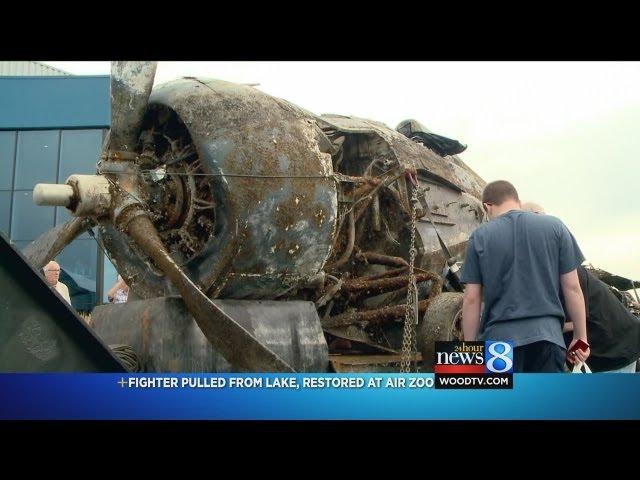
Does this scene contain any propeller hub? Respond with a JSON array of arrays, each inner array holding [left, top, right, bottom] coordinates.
[[33, 175, 111, 219]]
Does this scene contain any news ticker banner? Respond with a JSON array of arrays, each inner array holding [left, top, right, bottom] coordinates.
[[1, 373, 640, 420]]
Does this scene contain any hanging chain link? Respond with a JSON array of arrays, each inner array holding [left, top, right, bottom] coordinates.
[[400, 176, 420, 373]]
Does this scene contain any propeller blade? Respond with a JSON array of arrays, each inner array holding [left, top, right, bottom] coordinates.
[[23, 217, 94, 270], [59, 61, 293, 372], [109, 61, 157, 152], [124, 214, 295, 373]]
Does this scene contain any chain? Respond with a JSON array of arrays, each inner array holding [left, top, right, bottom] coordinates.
[[400, 177, 420, 373]]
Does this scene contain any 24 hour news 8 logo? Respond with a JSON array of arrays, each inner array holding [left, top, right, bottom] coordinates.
[[434, 341, 513, 389]]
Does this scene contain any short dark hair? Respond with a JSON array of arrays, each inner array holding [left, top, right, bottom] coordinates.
[[482, 180, 519, 205]]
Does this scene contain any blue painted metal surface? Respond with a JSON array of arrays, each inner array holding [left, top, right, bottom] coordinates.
[[0, 76, 110, 130]]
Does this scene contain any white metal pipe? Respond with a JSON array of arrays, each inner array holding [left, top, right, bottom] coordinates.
[[33, 184, 74, 207]]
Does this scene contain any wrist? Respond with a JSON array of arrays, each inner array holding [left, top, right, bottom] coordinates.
[[572, 335, 588, 344]]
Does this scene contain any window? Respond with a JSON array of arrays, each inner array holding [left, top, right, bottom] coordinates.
[[58, 129, 103, 182], [0, 131, 16, 190], [11, 190, 54, 241], [14, 131, 59, 190], [0, 191, 10, 235]]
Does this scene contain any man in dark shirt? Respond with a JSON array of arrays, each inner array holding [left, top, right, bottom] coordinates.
[[460, 180, 590, 372], [561, 266, 640, 372], [522, 202, 639, 372]]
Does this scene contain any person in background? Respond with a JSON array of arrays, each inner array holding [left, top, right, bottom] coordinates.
[[460, 180, 589, 372], [107, 275, 129, 303], [43, 260, 71, 304], [523, 201, 640, 372], [521, 201, 545, 214]]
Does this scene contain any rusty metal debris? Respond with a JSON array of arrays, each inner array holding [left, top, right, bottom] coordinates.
[[355, 251, 409, 268], [323, 299, 434, 329], [342, 273, 438, 295]]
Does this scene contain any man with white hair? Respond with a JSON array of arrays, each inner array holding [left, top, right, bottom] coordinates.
[[43, 260, 71, 304], [521, 202, 545, 214]]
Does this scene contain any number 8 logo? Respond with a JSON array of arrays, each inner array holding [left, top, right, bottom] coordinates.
[[486, 341, 513, 373]]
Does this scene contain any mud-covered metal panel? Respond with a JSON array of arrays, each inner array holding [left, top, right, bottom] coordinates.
[[0, 233, 125, 372], [92, 297, 329, 372], [318, 114, 485, 199], [102, 78, 338, 300], [416, 178, 484, 272]]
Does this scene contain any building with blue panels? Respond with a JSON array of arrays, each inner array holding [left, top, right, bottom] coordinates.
[[0, 68, 118, 311]]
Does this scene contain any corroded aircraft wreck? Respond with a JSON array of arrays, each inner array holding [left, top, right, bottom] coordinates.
[[22, 61, 488, 373]]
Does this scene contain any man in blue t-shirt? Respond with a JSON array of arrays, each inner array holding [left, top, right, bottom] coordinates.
[[460, 180, 590, 372]]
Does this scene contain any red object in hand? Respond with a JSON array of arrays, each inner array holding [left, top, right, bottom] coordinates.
[[567, 339, 589, 361]]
